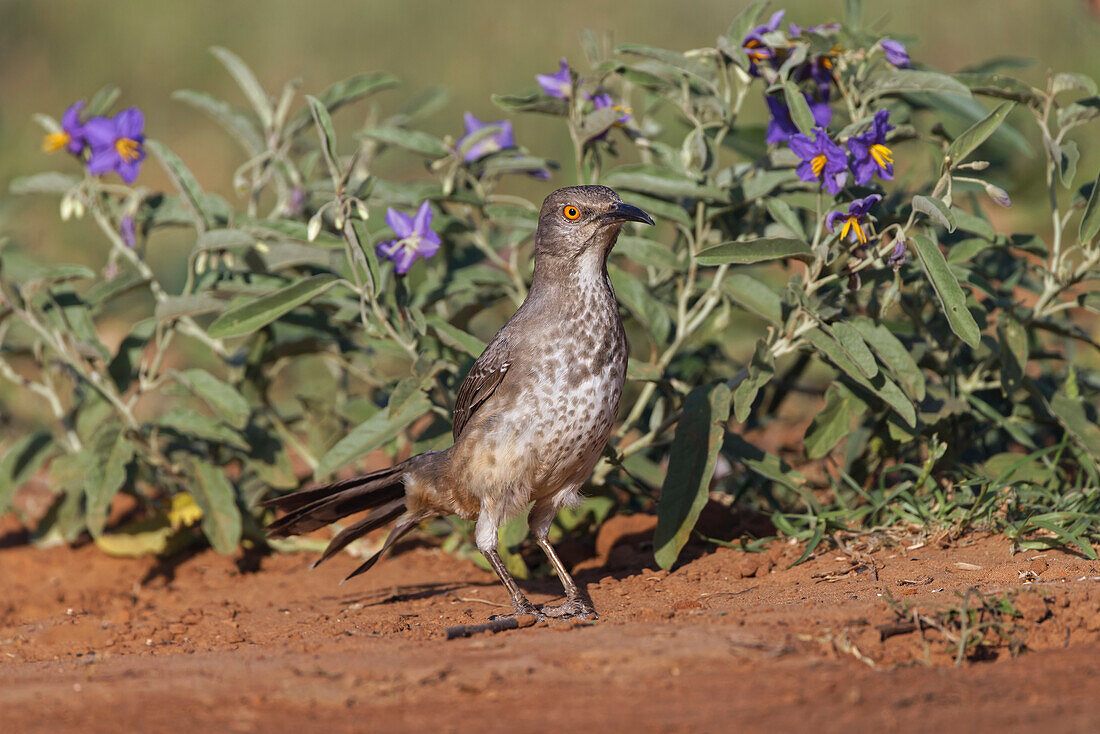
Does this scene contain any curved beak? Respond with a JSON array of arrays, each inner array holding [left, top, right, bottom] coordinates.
[[602, 201, 655, 227]]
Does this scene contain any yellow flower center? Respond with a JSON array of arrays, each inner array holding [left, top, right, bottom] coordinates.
[[43, 132, 71, 153], [745, 39, 769, 62], [810, 154, 828, 178], [870, 143, 893, 168], [840, 216, 868, 244], [114, 137, 141, 162]]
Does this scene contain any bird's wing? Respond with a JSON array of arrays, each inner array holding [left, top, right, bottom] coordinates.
[[452, 338, 512, 440]]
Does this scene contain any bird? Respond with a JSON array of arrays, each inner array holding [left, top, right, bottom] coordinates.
[[264, 185, 654, 620]]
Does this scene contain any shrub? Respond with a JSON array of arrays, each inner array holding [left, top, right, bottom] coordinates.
[[2, 1, 1098, 568]]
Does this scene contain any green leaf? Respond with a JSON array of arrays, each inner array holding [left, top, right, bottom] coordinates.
[[733, 339, 774, 423], [0, 431, 54, 514], [315, 393, 432, 478], [358, 125, 448, 158], [615, 236, 679, 269], [602, 164, 727, 201], [175, 369, 250, 429], [289, 72, 398, 137], [210, 47, 272, 129], [946, 101, 1014, 167], [866, 70, 972, 99], [189, 461, 242, 554], [306, 94, 340, 178], [782, 82, 816, 135], [850, 318, 926, 401], [172, 89, 264, 154], [619, 192, 692, 228], [155, 293, 226, 321], [828, 322, 878, 379], [722, 273, 783, 325], [804, 385, 866, 459], [912, 195, 957, 232], [146, 139, 210, 228], [654, 382, 731, 569], [697, 237, 812, 265], [86, 84, 121, 116], [997, 314, 1028, 394], [152, 408, 248, 449], [1053, 72, 1098, 97], [0, 249, 94, 283], [427, 316, 486, 357], [616, 43, 716, 90], [910, 234, 981, 347], [207, 273, 339, 338], [1050, 391, 1100, 465], [951, 208, 996, 240], [85, 425, 135, 537], [626, 359, 663, 382], [1081, 168, 1100, 244], [954, 73, 1040, 106], [192, 228, 256, 255], [1057, 140, 1079, 188], [490, 93, 569, 116], [764, 198, 806, 240], [107, 318, 156, 392], [609, 264, 671, 344], [722, 433, 806, 490], [9, 172, 82, 195], [806, 329, 916, 427]]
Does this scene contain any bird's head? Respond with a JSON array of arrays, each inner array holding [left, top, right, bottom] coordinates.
[[533, 185, 654, 262]]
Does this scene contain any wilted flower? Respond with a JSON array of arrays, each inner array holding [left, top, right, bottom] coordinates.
[[85, 108, 146, 184], [120, 215, 136, 249], [881, 39, 910, 68], [458, 112, 515, 162], [848, 109, 895, 185], [826, 195, 882, 245], [42, 102, 87, 155], [789, 128, 848, 194], [376, 201, 441, 275], [887, 236, 908, 267], [536, 59, 573, 99], [742, 9, 785, 75], [765, 94, 831, 144]]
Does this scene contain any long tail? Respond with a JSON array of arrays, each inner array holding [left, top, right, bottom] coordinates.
[[263, 457, 424, 583]]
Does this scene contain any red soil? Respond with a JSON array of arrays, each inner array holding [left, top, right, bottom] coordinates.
[[1, 513, 1098, 733]]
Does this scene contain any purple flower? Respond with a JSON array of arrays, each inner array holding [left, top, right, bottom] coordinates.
[[881, 39, 910, 68], [589, 92, 631, 125], [84, 108, 146, 184], [742, 9, 785, 75], [848, 109, 895, 185], [825, 195, 882, 245], [42, 102, 87, 155], [765, 94, 832, 145], [536, 58, 573, 99], [458, 112, 514, 162], [376, 201, 441, 275], [120, 215, 136, 249], [789, 128, 848, 194], [887, 236, 907, 267]]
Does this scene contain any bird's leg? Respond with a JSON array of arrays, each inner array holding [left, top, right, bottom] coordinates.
[[528, 500, 597, 620], [480, 548, 542, 618], [475, 511, 540, 618], [535, 537, 597, 620]]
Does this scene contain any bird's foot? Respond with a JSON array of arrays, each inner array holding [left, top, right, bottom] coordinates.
[[541, 596, 598, 621], [489, 598, 545, 621]]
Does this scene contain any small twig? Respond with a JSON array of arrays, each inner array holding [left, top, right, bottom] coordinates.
[[455, 596, 510, 608], [445, 614, 538, 640]]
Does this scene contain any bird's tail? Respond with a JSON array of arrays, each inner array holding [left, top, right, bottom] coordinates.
[[263, 454, 431, 583]]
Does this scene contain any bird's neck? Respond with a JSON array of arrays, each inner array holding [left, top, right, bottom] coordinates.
[[528, 248, 615, 306]]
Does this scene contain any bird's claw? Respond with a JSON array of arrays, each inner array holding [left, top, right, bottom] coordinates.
[[540, 597, 598, 621], [489, 599, 546, 622]]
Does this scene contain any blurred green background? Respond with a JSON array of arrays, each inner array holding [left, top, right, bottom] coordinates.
[[2, 0, 1099, 267]]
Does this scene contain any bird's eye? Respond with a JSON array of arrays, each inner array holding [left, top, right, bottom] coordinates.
[[562, 205, 581, 221]]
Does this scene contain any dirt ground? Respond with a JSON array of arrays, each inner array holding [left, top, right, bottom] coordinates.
[[2, 510, 1099, 734]]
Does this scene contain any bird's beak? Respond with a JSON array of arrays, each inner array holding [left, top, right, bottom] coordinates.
[[601, 202, 655, 227]]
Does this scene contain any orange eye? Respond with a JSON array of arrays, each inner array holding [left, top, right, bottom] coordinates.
[[562, 205, 581, 220]]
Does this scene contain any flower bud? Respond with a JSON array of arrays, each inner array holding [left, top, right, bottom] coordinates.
[[355, 200, 369, 221], [60, 194, 74, 221], [254, 241, 270, 254], [307, 213, 323, 242], [195, 251, 208, 274], [985, 184, 1011, 208]]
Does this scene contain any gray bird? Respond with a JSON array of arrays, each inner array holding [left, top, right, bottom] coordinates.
[[265, 185, 653, 619]]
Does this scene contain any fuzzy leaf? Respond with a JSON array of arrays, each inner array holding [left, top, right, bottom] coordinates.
[[911, 234, 981, 347]]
